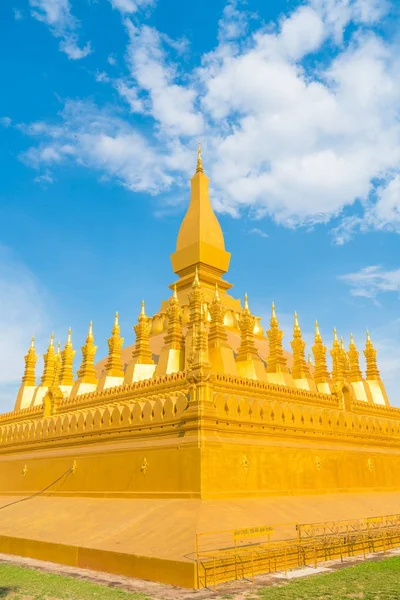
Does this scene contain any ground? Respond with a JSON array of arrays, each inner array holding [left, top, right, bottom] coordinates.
[[0, 551, 400, 600]]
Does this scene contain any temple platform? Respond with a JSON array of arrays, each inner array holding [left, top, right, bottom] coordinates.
[[1, 491, 400, 588]]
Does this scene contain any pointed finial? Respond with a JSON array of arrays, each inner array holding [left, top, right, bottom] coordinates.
[[214, 282, 220, 301], [340, 337, 345, 349], [244, 292, 249, 311], [350, 333, 355, 345], [50, 332, 54, 346], [89, 321, 93, 335], [315, 320, 320, 336], [57, 341, 61, 353], [141, 300, 146, 316], [111, 311, 120, 336], [294, 311, 299, 327], [196, 141, 203, 173], [67, 327, 72, 343], [271, 302, 276, 319], [173, 284, 178, 299], [22, 333, 38, 386], [366, 329, 371, 342], [333, 327, 338, 342]]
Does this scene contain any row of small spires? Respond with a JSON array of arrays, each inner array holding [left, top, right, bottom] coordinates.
[[20, 275, 381, 389]]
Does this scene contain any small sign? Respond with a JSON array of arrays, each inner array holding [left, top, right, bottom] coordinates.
[[233, 526, 274, 539]]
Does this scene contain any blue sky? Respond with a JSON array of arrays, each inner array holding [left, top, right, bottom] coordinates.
[[1, 0, 400, 410]]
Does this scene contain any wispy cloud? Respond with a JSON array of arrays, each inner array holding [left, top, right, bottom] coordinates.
[[20, 100, 194, 193], [34, 171, 54, 185], [123, 22, 204, 136], [13, 8, 23, 20], [108, 0, 155, 14], [0, 117, 12, 128], [29, 0, 92, 60], [339, 265, 400, 298], [248, 227, 269, 238]]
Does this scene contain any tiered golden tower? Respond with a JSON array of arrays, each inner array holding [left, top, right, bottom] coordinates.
[[0, 149, 396, 589]]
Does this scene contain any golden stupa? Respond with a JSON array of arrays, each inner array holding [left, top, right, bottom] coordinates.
[[0, 145, 399, 588]]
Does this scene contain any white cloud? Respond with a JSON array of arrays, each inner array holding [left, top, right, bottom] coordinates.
[[115, 80, 145, 113], [199, 21, 400, 225], [95, 70, 110, 83], [279, 6, 325, 60], [13, 8, 23, 20], [339, 265, 400, 298], [248, 227, 269, 238], [124, 22, 204, 136], [0, 245, 50, 412], [34, 171, 54, 185], [0, 117, 12, 128], [29, 0, 92, 60], [218, 0, 251, 42], [311, 0, 389, 42], [108, 53, 117, 66], [20, 0, 400, 238], [366, 175, 400, 231], [20, 100, 194, 193], [108, 0, 154, 14]]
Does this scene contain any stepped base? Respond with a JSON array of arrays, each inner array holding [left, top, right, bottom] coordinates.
[[1, 492, 400, 587]]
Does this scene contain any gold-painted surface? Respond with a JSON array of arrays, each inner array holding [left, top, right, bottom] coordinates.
[[41, 334, 56, 387], [312, 321, 331, 385], [77, 322, 98, 384], [208, 284, 237, 376], [132, 302, 153, 365], [348, 334, 362, 382], [1, 151, 398, 589], [124, 302, 155, 384], [196, 513, 400, 589], [60, 329, 76, 386], [105, 313, 124, 377], [22, 336, 38, 386], [331, 328, 345, 383], [365, 331, 380, 380], [170, 153, 231, 292], [236, 294, 266, 381], [14, 337, 38, 411], [266, 303, 289, 376], [155, 286, 185, 376], [232, 526, 274, 539]]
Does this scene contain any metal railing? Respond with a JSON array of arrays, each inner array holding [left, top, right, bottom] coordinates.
[[196, 514, 400, 589]]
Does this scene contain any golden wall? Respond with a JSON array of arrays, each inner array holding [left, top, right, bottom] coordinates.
[[1, 373, 400, 499]]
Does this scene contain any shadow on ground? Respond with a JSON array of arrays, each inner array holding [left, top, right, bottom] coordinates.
[[0, 588, 16, 598]]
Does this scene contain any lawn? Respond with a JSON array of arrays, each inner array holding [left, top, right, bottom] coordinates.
[[1, 556, 400, 600], [256, 556, 400, 600], [0, 563, 149, 600]]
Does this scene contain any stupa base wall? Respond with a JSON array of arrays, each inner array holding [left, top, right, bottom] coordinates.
[[1, 433, 400, 498], [1, 493, 400, 588], [0, 535, 196, 588]]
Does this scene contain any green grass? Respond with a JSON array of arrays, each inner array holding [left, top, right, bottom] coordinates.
[[1, 557, 400, 600], [256, 556, 400, 600], [0, 563, 150, 600]]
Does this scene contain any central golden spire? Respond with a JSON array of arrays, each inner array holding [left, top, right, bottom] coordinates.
[[170, 145, 231, 293]]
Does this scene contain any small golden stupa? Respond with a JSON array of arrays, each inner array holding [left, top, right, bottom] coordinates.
[[0, 146, 398, 588]]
